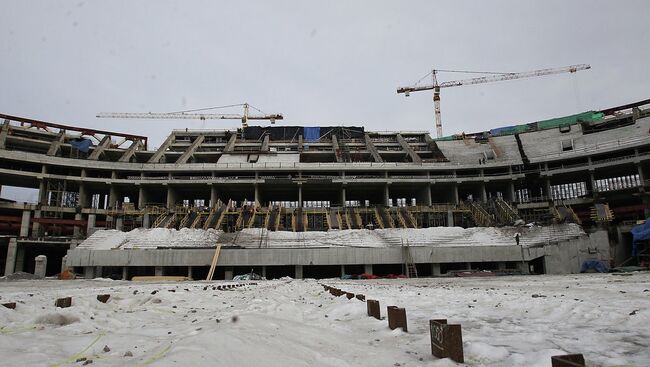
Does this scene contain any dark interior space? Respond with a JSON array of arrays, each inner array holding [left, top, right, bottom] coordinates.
[[303, 265, 341, 279], [265, 265, 295, 279]]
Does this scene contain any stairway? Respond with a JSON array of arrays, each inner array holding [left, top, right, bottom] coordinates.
[[495, 198, 519, 225], [466, 201, 495, 227]]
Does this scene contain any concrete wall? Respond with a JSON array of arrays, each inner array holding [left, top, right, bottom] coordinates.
[[543, 230, 609, 274]]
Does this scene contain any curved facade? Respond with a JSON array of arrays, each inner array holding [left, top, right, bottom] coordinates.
[[1, 100, 649, 278]]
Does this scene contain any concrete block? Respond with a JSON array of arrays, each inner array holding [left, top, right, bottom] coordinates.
[[34, 255, 47, 279]]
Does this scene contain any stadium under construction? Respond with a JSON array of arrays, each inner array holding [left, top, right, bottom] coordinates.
[[1, 99, 650, 280]]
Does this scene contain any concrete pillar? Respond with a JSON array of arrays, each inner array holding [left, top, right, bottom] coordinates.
[[452, 185, 459, 204], [34, 255, 47, 279], [210, 185, 219, 207], [60, 255, 68, 273], [508, 181, 516, 202], [298, 184, 303, 207], [155, 266, 164, 276], [15, 245, 25, 272], [384, 184, 390, 207], [294, 265, 303, 279], [84, 266, 95, 279], [447, 209, 454, 227], [480, 183, 487, 203], [588, 171, 596, 195], [166, 186, 177, 210], [87, 214, 96, 235], [4, 238, 17, 276], [109, 184, 120, 209], [32, 210, 41, 236], [95, 266, 103, 277], [73, 213, 83, 238], [254, 184, 260, 204], [19, 210, 31, 238], [340, 186, 346, 207], [115, 217, 124, 231], [224, 267, 234, 280], [425, 184, 433, 206], [364, 264, 373, 275], [466, 262, 472, 270], [432, 263, 441, 276], [261, 266, 267, 279], [79, 183, 90, 208], [187, 266, 193, 279], [143, 213, 151, 229], [545, 178, 552, 200], [122, 267, 128, 280], [38, 180, 48, 205], [138, 186, 147, 210], [340, 264, 346, 277], [638, 164, 645, 182]]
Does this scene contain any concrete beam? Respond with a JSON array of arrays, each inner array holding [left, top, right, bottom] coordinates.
[[176, 135, 204, 164], [46, 131, 65, 156], [396, 134, 422, 164], [88, 135, 112, 160], [223, 133, 237, 153], [118, 140, 143, 163], [0, 120, 10, 149], [260, 135, 270, 152], [363, 133, 383, 163], [148, 134, 175, 163], [331, 135, 343, 163]]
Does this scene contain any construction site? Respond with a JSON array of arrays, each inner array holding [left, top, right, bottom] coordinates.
[[1, 90, 649, 280]]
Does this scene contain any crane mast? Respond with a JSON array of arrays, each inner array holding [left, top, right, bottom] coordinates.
[[397, 64, 591, 138]]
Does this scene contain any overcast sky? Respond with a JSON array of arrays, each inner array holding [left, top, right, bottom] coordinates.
[[2, 1, 650, 149]]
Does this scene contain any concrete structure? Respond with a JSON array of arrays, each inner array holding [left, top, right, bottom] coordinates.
[[1, 99, 649, 278]]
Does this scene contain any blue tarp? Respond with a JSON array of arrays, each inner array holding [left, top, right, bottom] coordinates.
[[303, 127, 321, 142], [630, 219, 650, 256], [580, 260, 608, 273], [70, 138, 92, 153]]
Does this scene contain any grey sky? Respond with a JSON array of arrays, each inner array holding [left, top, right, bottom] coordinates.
[[2, 0, 649, 149]]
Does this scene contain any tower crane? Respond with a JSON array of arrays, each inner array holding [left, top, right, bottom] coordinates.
[[96, 103, 283, 127], [397, 64, 591, 138]]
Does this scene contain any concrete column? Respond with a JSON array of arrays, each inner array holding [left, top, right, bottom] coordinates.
[[122, 266, 128, 280], [224, 267, 234, 280], [4, 238, 17, 276], [638, 164, 645, 182], [294, 265, 303, 279], [15, 245, 25, 272], [432, 263, 441, 276], [109, 184, 120, 209], [138, 186, 147, 210], [364, 264, 373, 275], [187, 266, 193, 279], [452, 185, 459, 204], [166, 186, 176, 210], [588, 172, 596, 195], [19, 210, 31, 238], [73, 213, 83, 238], [254, 184, 260, 204], [32, 210, 41, 236], [155, 266, 164, 276], [210, 185, 219, 207], [447, 209, 454, 227], [384, 184, 390, 207], [38, 180, 48, 205], [143, 214, 151, 229], [508, 181, 516, 202], [425, 184, 433, 206], [87, 214, 96, 235], [340, 264, 346, 276], [95, 266, 103, 277], [545, 178, 552, 199], [34, 255, 47, 279], [115, 217, 124, 231], [340, 187, 346, 207], [60, 255, 68, 273], [84, 266, 95, 279], [261, 266, 267, 279], [466, 262, 472, 270], [480, 183, 487, 203], [79, 183, 90, 208], [298, 184, 303, 207]]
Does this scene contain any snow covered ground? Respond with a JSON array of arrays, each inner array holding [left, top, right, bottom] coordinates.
[[1, 273, 647, 366]]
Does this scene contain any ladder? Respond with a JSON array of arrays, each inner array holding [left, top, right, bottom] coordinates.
[[206, 244, 222, 281], [402, 240, 418, 278]]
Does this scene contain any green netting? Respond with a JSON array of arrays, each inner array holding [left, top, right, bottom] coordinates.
[[535, 111, 604, 130]]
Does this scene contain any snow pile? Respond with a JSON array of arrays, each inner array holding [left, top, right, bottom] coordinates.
[[77, 228, 222, 250], [78, 224, 585, 250], [0, 274, 648, 366]]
